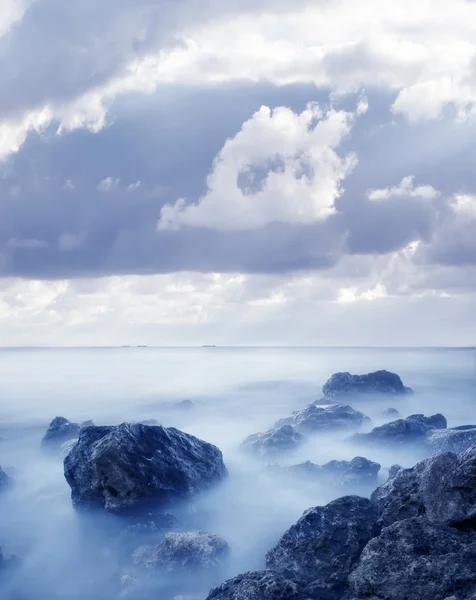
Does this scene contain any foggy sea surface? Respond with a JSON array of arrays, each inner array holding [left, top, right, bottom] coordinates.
[[0, 346, 474, 599]]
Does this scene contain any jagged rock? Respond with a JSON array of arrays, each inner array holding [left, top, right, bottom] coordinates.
[[275, 403, 370, 435], [383, 408, 400, 419], [277, 457, 381, 490], [348, 517, 476, 600], [133, 531, 229, 576], [371, 445, 476, 529], [206, 571, 308, 600], [426, 426, 476, 455], [266, 496, 379, 594], [322, 370, 412, 399], [386, 464, 402, 482], [241, 425, 303, 457], [349, 413, 447, 447], [41, 416, 81, 449], [63, 423, 227, 513], [0, 466, 10, 493]]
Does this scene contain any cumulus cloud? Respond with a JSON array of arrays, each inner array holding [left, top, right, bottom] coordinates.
[[367, 176, 440, 202], [158, 102, 360, 230]]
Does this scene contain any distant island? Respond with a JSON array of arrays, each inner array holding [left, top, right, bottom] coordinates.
[[202, 345, 217, 348]]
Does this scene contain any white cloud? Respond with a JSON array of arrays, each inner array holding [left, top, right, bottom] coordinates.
[[97, 177, 120, 192], [158, 102, 359, 230], [367, 176, 440, 202]]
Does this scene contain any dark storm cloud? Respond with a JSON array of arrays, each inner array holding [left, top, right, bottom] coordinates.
[[0, 84, 475, 279]]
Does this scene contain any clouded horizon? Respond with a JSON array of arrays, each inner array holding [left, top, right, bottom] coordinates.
[[1, 0, 476, 346]]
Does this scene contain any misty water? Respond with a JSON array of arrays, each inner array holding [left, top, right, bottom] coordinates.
[[0, 346, 474, 599]]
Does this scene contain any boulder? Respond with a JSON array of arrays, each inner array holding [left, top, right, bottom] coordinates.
[[348, 517, 476, 600], [426, 426, 476, 455], [349, 413, 447, 447], [282, 457, 381, 490], [275, 403, 370, 435], [41, 416, 81, 449], [266, 496, 379, 594], [206, 571, 308, 600], [322, 370, 412, 399], [63, 423, 227, 513], [241, 425, 302, 458], [133, 531, 229, 575], [383, 408, 400, 419], [371, 445, 476, 529]]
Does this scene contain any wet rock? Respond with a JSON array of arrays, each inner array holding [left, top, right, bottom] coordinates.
[[64, 423, 227, 513], [241, 425, 303, 458], [322, 370, 412, 399], [133, 531, 229, 576], [206, 571, 308, 600], [426, 426, 476, 455], [41, 416, 81, 449], [266, 496, 379, 593], [349, 413, 447, 447], [276, 403, 370, 435], [371, 445, 476, 529], [348, 517, 476, 600]]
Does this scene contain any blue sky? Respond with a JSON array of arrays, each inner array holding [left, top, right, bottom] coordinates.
[[0, 0, 475, 346]]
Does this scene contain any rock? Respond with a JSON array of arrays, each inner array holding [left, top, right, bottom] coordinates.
[[371, 445, 476, 529], [241, 425, 303, 458], [282, 457, 380, 490], [322, 370, 412, 399], [383, 408, 400, 419], [119, 513, 178, 558], [206, 571, 308, 600], [348, 517, 476, 600], [61, 439, 77, 456], [275, 403, 370, 435], [426, 426, 476, 455], [266, 495, 379, 594], [41, 416, 81, 449], [386, 465, 402, 482], [63, 423, 227, 513], [349, 413, 447, 447], [133, 531, 229, 576], [0, 466, 10, 493], [177, 400, 195, 411]]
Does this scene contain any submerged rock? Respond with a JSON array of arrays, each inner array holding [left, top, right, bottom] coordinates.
[[348, 517, 476, 600], [266, 496, 378, 593], [206, 571, 308, 600], [275, 403, 370, 435], [41, 416, 81, 449], [63, 423, 227, 513], [322, 370, 412, 399], [349, 413, 447, 447], [371, 445, 476, 529], [241, 425, 303, 457], [426, 426, 476, 455], [133, 531, 229, 575]]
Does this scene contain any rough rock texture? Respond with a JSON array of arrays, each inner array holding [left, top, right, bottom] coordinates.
[[241, 425, 302, 457], [266, 496, 379, 593], [371, 446, 476, 529], [281, 458, 381, 489], [206, 571, 308, 600], [348, 517, 476, 600], [133, 531, 229, 575], [63, 423, 227, 513], [349, 413, 447, 447], [0, 466, 10, 493], [322, 370, 412, 399], [41, 416, 81, 449], [426, 426, 476, 455], [276, 403, 370, 435]]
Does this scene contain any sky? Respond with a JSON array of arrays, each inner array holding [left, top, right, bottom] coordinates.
[[0, 0, 476, 346]]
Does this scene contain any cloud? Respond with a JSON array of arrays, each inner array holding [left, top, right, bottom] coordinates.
[[158, 102, 361, 230], [367, 176, 440, 202]]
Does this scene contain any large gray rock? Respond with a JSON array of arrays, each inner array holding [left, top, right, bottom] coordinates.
[[276, 403, 370, 435], [41, 416, 81, 449], [241, 425, 303, 458], [322, 370, 412, 399], [348, 517, 476, 600], [349, 413, 447, 447], [266, 496, 378, 594], [206, 571, 308, 600], [371, 445, 476, 529], [63, 423, 227, 513], [426, 426, 476, 455], [133, 531, 229, 575]]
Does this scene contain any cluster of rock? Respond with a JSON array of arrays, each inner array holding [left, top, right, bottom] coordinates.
[[207, 443, 476, 600]]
